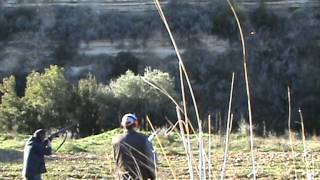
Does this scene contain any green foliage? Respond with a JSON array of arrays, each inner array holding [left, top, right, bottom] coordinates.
[[23, 65, 72, 130], [109, 68, 177, 126], [75, 74, 101, 137], [0, 76, 24, 131], [211, 1, 246, 40], [0, 64, 176, 136], [110, 70, 144, 101], [0, 77, 36, 133], [142, 68, 177, 125], [0, 133, 28, 150], [92, 88, 120, 133]]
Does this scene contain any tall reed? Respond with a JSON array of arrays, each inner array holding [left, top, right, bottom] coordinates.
[[153, 0, 206, 179], [287, 86, 297, 179], [146, 116, 177, 179], [220, 73, 235, 180], [298, 108, 314, 179], [226, 0, 257, 179], [208, 114, 213, 180], [151, 0, 258, 179], [176, 105, 194, 178], [142, 77, 198, 138]]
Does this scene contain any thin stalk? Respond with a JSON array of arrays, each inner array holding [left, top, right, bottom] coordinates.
[[229, 114, 234, 134], [142, 77, 198, 139], [199, 121, 206, 180], [220, 73, 235, 180], [154, 152, 158, 180], [208, 114, 212, 180], [179, 62, 194, 179], [154, 0, 204, 178], [226, 0, 256, 179], [218, 112, 222, 136], [166, 119, 197, 140], [146, 116, 177, 180], [142, 77, 181, 111], [287, 86, 297, 179], [153, 0, 202, 136], [176, 106, 194, 178], [165, 119, 183, 139], [298, 108, 311, 178]]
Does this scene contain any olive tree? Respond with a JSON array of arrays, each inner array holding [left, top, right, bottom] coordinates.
[[109, 68, 177, 127], [24, 65, 72, 129]]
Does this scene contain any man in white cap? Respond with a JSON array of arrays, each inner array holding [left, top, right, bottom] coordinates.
[[112, 113, 156, 180]]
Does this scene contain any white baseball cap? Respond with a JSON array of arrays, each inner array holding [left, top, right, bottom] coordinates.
[[121, 113, 138, 127]]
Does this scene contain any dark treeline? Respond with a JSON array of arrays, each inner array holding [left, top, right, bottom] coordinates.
[[0, 1, 319, 135]]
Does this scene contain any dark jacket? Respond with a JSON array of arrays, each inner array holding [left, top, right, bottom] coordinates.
[[113, 130, 156, 180], [22, 136, 52, 178]]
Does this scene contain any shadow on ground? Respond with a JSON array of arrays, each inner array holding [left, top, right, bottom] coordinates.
[[0, 149, 23, 162]]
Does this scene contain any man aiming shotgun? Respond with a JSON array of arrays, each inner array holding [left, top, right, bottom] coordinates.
[[22, 124, 75, 180], [22, 129, 52, 180]]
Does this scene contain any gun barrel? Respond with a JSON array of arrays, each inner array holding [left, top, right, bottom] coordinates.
[[47, 123, 76, 141]]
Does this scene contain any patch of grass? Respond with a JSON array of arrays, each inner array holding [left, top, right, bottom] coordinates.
[[0, 133, 29, 151], [1, 130, 320, 179], [58, 128, 121, 155]]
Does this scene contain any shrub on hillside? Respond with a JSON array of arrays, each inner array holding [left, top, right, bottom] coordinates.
[[211, 1, 247, 41], [250, 3, 282, 32]]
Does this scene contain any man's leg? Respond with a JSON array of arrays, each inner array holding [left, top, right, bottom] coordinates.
[[33, 174, 42, 180], [25, 174, 42, 180]]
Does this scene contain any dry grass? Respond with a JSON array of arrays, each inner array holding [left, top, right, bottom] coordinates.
[[1, 131, 320, 179]]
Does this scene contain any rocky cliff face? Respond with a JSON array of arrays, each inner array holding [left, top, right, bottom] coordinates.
[[0, 0, 318, 78], [0, 1, 232, 81], [0, 0, 318, 82]]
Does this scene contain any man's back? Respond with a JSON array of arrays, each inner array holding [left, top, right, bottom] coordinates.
[[113, 130, 155, 180]]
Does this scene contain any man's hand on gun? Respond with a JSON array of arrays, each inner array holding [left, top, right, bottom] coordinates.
[[44, 138, 52, 147]]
